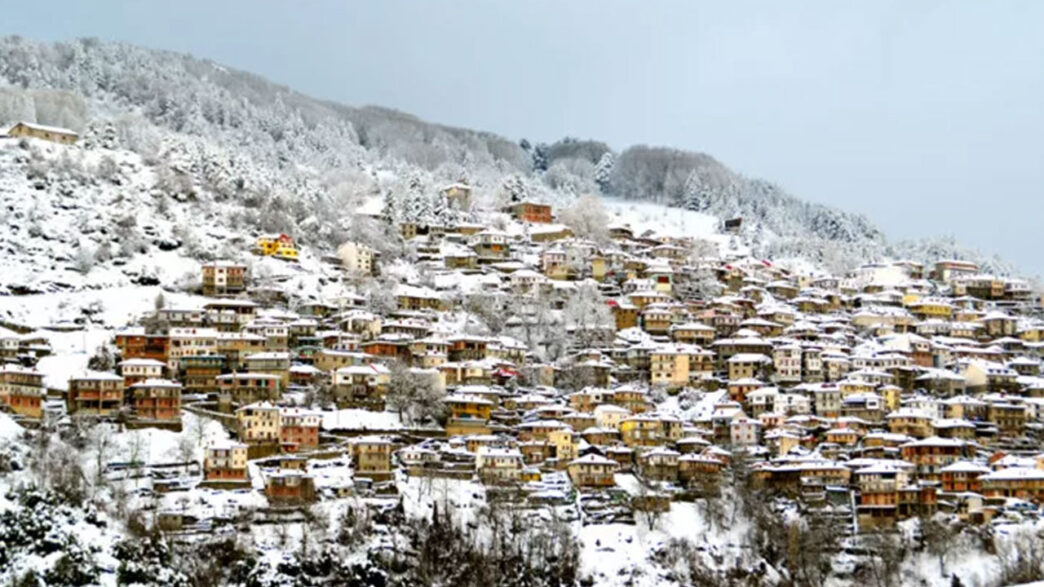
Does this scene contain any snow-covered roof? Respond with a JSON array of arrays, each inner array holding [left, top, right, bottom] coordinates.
[[7, 121, 79, 136]]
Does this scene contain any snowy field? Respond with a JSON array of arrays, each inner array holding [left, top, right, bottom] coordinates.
[[601, 197, 751, 258]]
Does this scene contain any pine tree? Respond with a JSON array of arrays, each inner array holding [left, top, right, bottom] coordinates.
[[683, 170, 714, 212], [531, 143, 548, 172], [594, 151, 614, 193], [431, 192, 454, 226], [101, 122, 119, 150], [381, 189, 401, 222], [401, 174, 431, 223], [501, 174, 529, 203]]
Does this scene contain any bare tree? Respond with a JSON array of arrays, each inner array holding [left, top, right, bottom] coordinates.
[[336, 499, 372, 548], [785, 512, 843, 587], [634, 479, 666, 532], [920, 514, 956, 577], [996, 526, 1044, 585], [188, 414, 210, 449], [177, 432, 196, 465], [32, 422, 87, 505], [73, 246, 96, 274], [858, 531, 906, 587], [88, 422, 116, 492], [657, 538, 721, 587]]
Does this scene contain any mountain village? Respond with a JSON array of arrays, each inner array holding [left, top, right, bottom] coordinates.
[[5, 117, 1044, 569]]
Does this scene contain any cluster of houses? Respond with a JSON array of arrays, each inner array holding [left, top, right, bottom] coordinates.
[[4, 185, 1044, 530]]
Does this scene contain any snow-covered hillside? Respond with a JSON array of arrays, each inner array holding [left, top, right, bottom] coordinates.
[[0, 35, 1040, 587], [0, 36, 1016, 277], [0, 133, 351, 302]]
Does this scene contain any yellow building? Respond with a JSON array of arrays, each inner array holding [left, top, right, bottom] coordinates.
[[1019, 325, 1044, 343], [906, 297, 954, 320], [727, 353, 771, 381], [235, 402, 282, 444], [620, 416, 667, 447], [591, 257, 607, 282], [548, 428, 579, 465], [254, 233, 299, 261], [886, 408, 934, 439], [879, 385, 902, 411], [839, 378, 876, 398], [445, 394, 493, 420], [567, 454, 618, 488], [445, 394, 493, 437], [650, 347, 689, 389], [594, 404, 630, 430]]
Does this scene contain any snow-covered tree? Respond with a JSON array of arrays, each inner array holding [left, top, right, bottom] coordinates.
[[594, 151, 614, 193], [562, 280, 613, 349], [558, 194, 609, 243], [500, 173, 529, 203]]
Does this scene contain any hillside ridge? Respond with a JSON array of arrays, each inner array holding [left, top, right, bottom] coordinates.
[[0, 36, 1014, 277]]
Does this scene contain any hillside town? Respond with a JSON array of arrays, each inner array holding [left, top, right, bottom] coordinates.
[[3, 87, 1044, 587], [4, 117, 1044, 585]]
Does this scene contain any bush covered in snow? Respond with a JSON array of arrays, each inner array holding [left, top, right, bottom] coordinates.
[[0, 487, 104, 586]]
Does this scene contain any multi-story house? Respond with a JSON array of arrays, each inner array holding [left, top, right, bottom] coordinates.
[[899, 437, 971, 482], [204, 440, 249, 482], [167, 327, 218, 372], [119, 358, 166, 387], [338, 241, 376, 275], [773, 344, 803, 385], [279, 408, 321, 452], [181, 355, 225, 395], [350, 436, 394, 481], [67, 372, 125, 416], [502, 201, 552, 224], [217, 372, 282, 406], [0, 365, 45, 420], [129, 379, 182, 428], [253, 233, 299, 261], [201, 261, 248, 296], [236, 402, 282, 444], [567, 454, 618, 488], [476, 446, 524, 484]]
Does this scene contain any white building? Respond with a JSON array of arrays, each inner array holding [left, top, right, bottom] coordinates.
[[338, 241, 376, 275]]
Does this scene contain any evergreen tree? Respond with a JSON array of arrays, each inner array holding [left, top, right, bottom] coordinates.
[[381, 188, 401, 222], [501, 173, 529, 203], [101, 122, 119, 150], [531, 143, 549, 171], [594, 151, 614, 193], [683, 169, 713, 212]]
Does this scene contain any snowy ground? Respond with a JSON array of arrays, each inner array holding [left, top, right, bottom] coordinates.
[[321, 409, 403, 431], [602, 198, 751, 258], [578, 498, 751, 586]]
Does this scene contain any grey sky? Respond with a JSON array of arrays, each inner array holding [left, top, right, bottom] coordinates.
[[5, 1, 1043, 275]]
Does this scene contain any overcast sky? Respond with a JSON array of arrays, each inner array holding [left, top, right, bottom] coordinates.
[[6, 1, 1043, 275]]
